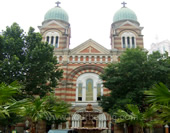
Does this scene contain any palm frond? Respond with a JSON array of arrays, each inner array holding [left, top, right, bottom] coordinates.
[[145, 83, 170, 104]]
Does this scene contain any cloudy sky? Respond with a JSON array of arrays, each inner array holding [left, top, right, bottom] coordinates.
[[0, 0, 170, 50]]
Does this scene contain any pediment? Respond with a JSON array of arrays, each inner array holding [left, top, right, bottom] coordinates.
[[117, 21, 143, 30], [70, 39, 110, 55], [39, 20, 67, 30]]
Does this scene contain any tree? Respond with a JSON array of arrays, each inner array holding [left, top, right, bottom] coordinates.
[[0, 23, 25, 84], [0, 81, 29, 132], [114, 104, 160, 133], [145, 83, 170, 124], [100, 48, 170, 113], [0, 82, 70, 133], [25, 94, 70, 133], [0, 23, 63, 97], [24, 27, 63, 96]]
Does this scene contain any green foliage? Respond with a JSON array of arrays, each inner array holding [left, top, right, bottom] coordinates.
[[0, 23, 63, 97], [2, 23, 25, 62], [114, 104, 161, 133], [146, 83, 170, 104], [0, 81, 29, 127], [145, 83, 170, 123], [100, 48, 170, 113], [25, 94, 70, 123], [0, 81, 21, 104], [24, 27, 63, 96], [25, 94, 70, 132], [0, 35, 4, 60], [0, 82, 69, 130]]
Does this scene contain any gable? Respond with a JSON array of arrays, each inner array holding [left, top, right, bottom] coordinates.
[[39, 20, 67, 30], [79, 46, 101, 54], [119, 22, 139, 29], [115, 21, 143, 30], [114, 21, 144, 36], [70, 39, 110, 55]]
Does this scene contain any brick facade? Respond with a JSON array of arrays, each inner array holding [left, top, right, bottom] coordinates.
[[38, 5, 144, 133]]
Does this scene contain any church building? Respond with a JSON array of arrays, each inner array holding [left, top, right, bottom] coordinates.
[[38, 1, 144, 132]]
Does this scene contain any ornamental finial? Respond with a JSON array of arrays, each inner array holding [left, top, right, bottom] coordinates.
[[56, 1, 61, 7], [121, 1, 127, 7]]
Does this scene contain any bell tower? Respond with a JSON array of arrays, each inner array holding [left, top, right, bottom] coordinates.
[[38, 1, 71, 49], [110, 2, 144, 50]]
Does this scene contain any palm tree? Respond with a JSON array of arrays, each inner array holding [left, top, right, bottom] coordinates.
[[25, 94, 70, 133], [114, 104, 159, 133], [0, 81, 29, 132], [145, 83, 170, 124]]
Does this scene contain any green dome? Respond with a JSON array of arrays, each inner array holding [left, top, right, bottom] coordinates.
[[113, 7, 137, 23], [44, 6, 69, 22]]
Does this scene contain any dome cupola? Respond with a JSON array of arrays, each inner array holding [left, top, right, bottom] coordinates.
[[113, 2, 137, 23], [44, 1, 69, 22]]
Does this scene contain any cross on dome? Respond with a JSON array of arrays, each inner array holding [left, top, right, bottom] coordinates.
[[121, 1, 127, 7], [56, 1, 61, 7]]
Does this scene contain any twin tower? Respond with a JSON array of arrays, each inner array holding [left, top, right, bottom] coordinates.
[[38, 2, 144, 50], [37, 3, 144, 130]]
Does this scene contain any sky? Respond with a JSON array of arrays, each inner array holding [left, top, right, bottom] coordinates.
[[0, 0, 170, 50]]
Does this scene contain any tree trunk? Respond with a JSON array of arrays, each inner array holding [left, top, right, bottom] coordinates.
[[149, 127, 153, 133], [5, 125, 9, 133], [138, 127, 144, 133], [31, 122, 36, 133]]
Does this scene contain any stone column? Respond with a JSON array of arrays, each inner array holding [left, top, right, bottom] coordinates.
[[165, 125, 169, 133], [112, 55, 118, 62], [62, 55, 68, 63], [82, 86, 86, 101], [94, 56, 97, 63], [49, 36, 51, 45], [94, 86, 97, 101], [125, 37, 127, 48], [89, 56, 91, 63], [76, 86, 78, 101], [100, 56, 102, 63], [83, 56, 86, 63], [53, 36, 56, 47], [78, 56, 80, 63], [72, 55, 75, 63], [105, 56, 108, 63], [130, 37, 132, 48]]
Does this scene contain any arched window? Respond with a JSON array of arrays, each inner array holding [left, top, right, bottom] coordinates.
[[121, 32, 136, 48], [122, 37, 126, 48], [127, 37, 130, 48], [86, 79, 93, 101], [97, 83, 101, 101], [132, 37, 135, 48], [76, 73, 103, 102], [46, 36, 49, 43], [78, 83, 82, 101], [55, 36, 59, 48], [45, 32, 60, 48], [51, 36, 54, 45]]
